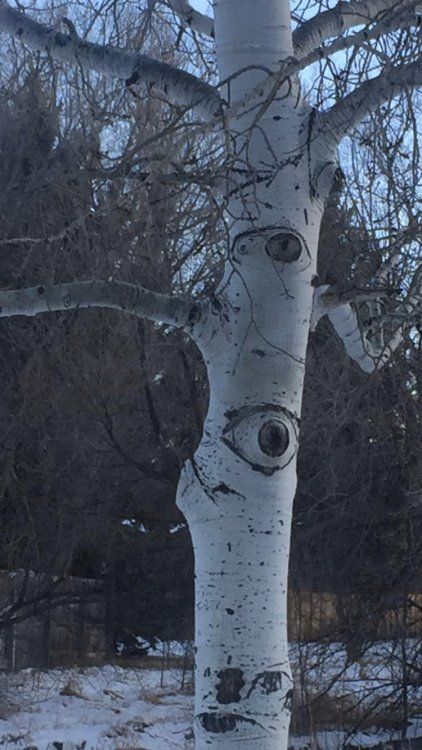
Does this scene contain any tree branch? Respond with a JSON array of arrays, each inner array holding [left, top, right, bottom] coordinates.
[[292, 6, 417, 77], [293, 0, 418, 59], [321, 59, 422, 142], [326, 300, 400, 372], [0, 279, 198, 329], [166, 0, 214, 38], [312, 265, 422, 372], [220, 2, 419, 131], [0, 0, 221, 120]]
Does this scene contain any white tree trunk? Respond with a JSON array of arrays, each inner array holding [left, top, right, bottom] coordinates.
[[177, 1, 337, 747]]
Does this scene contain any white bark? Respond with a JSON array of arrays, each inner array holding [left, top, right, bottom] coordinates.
[[167, 0, 214, 37], [175, 2, 339, 747], [322, 59, 422, 141], [292, 6, 418, 77], [293, 0, 418, 58], [0, 0, 221, 119], [0, 280, 196, 329], [327, 301, 403, 371], [312, 265, 422, 372]]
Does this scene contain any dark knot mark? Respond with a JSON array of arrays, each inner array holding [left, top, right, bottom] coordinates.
[[247, 670, 287, 698], [258, 420, 289, 458], [199, 712, 257, 734], [265, 233, 302, 263], [216, 667, 245, 704], [126, 70, 140, 87]]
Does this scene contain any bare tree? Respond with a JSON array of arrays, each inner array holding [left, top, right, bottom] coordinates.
[[0, 0, 420, 747]]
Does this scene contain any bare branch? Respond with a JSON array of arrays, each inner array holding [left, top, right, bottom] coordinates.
[[166, 0, 214, 38], [293, 0, 418, 59], [313, 265, 422, 372], [0, 0, 221, 120], [0, 279, 198, 329], [293, 6, 417, 76], [310, 283, 395, 330], [321, 59, 422, 142]]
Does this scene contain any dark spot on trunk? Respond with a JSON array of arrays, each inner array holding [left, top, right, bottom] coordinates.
[[247, 670, 287, 697], [126, 70, 140, 86], [258, 420, 289, 457], [199, 712, 236, 733], [265, 233, 302, 263], [213, 483, 237, 495], [55, 33, 69, 47], [188, 303, 201, 323], [226, 608, 234, 615], [304, 208, 309, 225], [251, 349, 266, 357], [216, 668, 245, 704], [17, 28, 23, 36], [284, 688, 294, 711], [199, 712, 257, 734], [38, 286, 45, 295]]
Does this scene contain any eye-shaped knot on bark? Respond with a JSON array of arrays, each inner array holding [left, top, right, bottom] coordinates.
[[221, 405, 298, 475], [232, 227, 310, 271], [265, 233, 302, 263], [258, 420, 289, 457]]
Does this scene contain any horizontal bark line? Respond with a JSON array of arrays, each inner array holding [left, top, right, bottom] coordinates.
[[0, 0, 221, 120], [0, 279, 195, 328]]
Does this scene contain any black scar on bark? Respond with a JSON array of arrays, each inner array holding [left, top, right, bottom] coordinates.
[[216, 668, 245, 704], [258, 421, 289, 457], [188, 303, 201, 323], [284, 688, 294, 711], [199, 712, 257, 734], [213, 482, 237, 495], [265, 233, 302, 262], [126, 70, 141, 86], [246, 670, 286, 698], [55, 33, 71, 48]]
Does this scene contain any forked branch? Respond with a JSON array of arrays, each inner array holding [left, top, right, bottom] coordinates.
[[0, 280, 197, 329], [0, 0, 221, 119]]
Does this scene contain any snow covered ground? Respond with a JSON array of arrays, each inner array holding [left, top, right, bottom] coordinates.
[[0, 664, 194, 749], [0, 641, 421, 749]]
